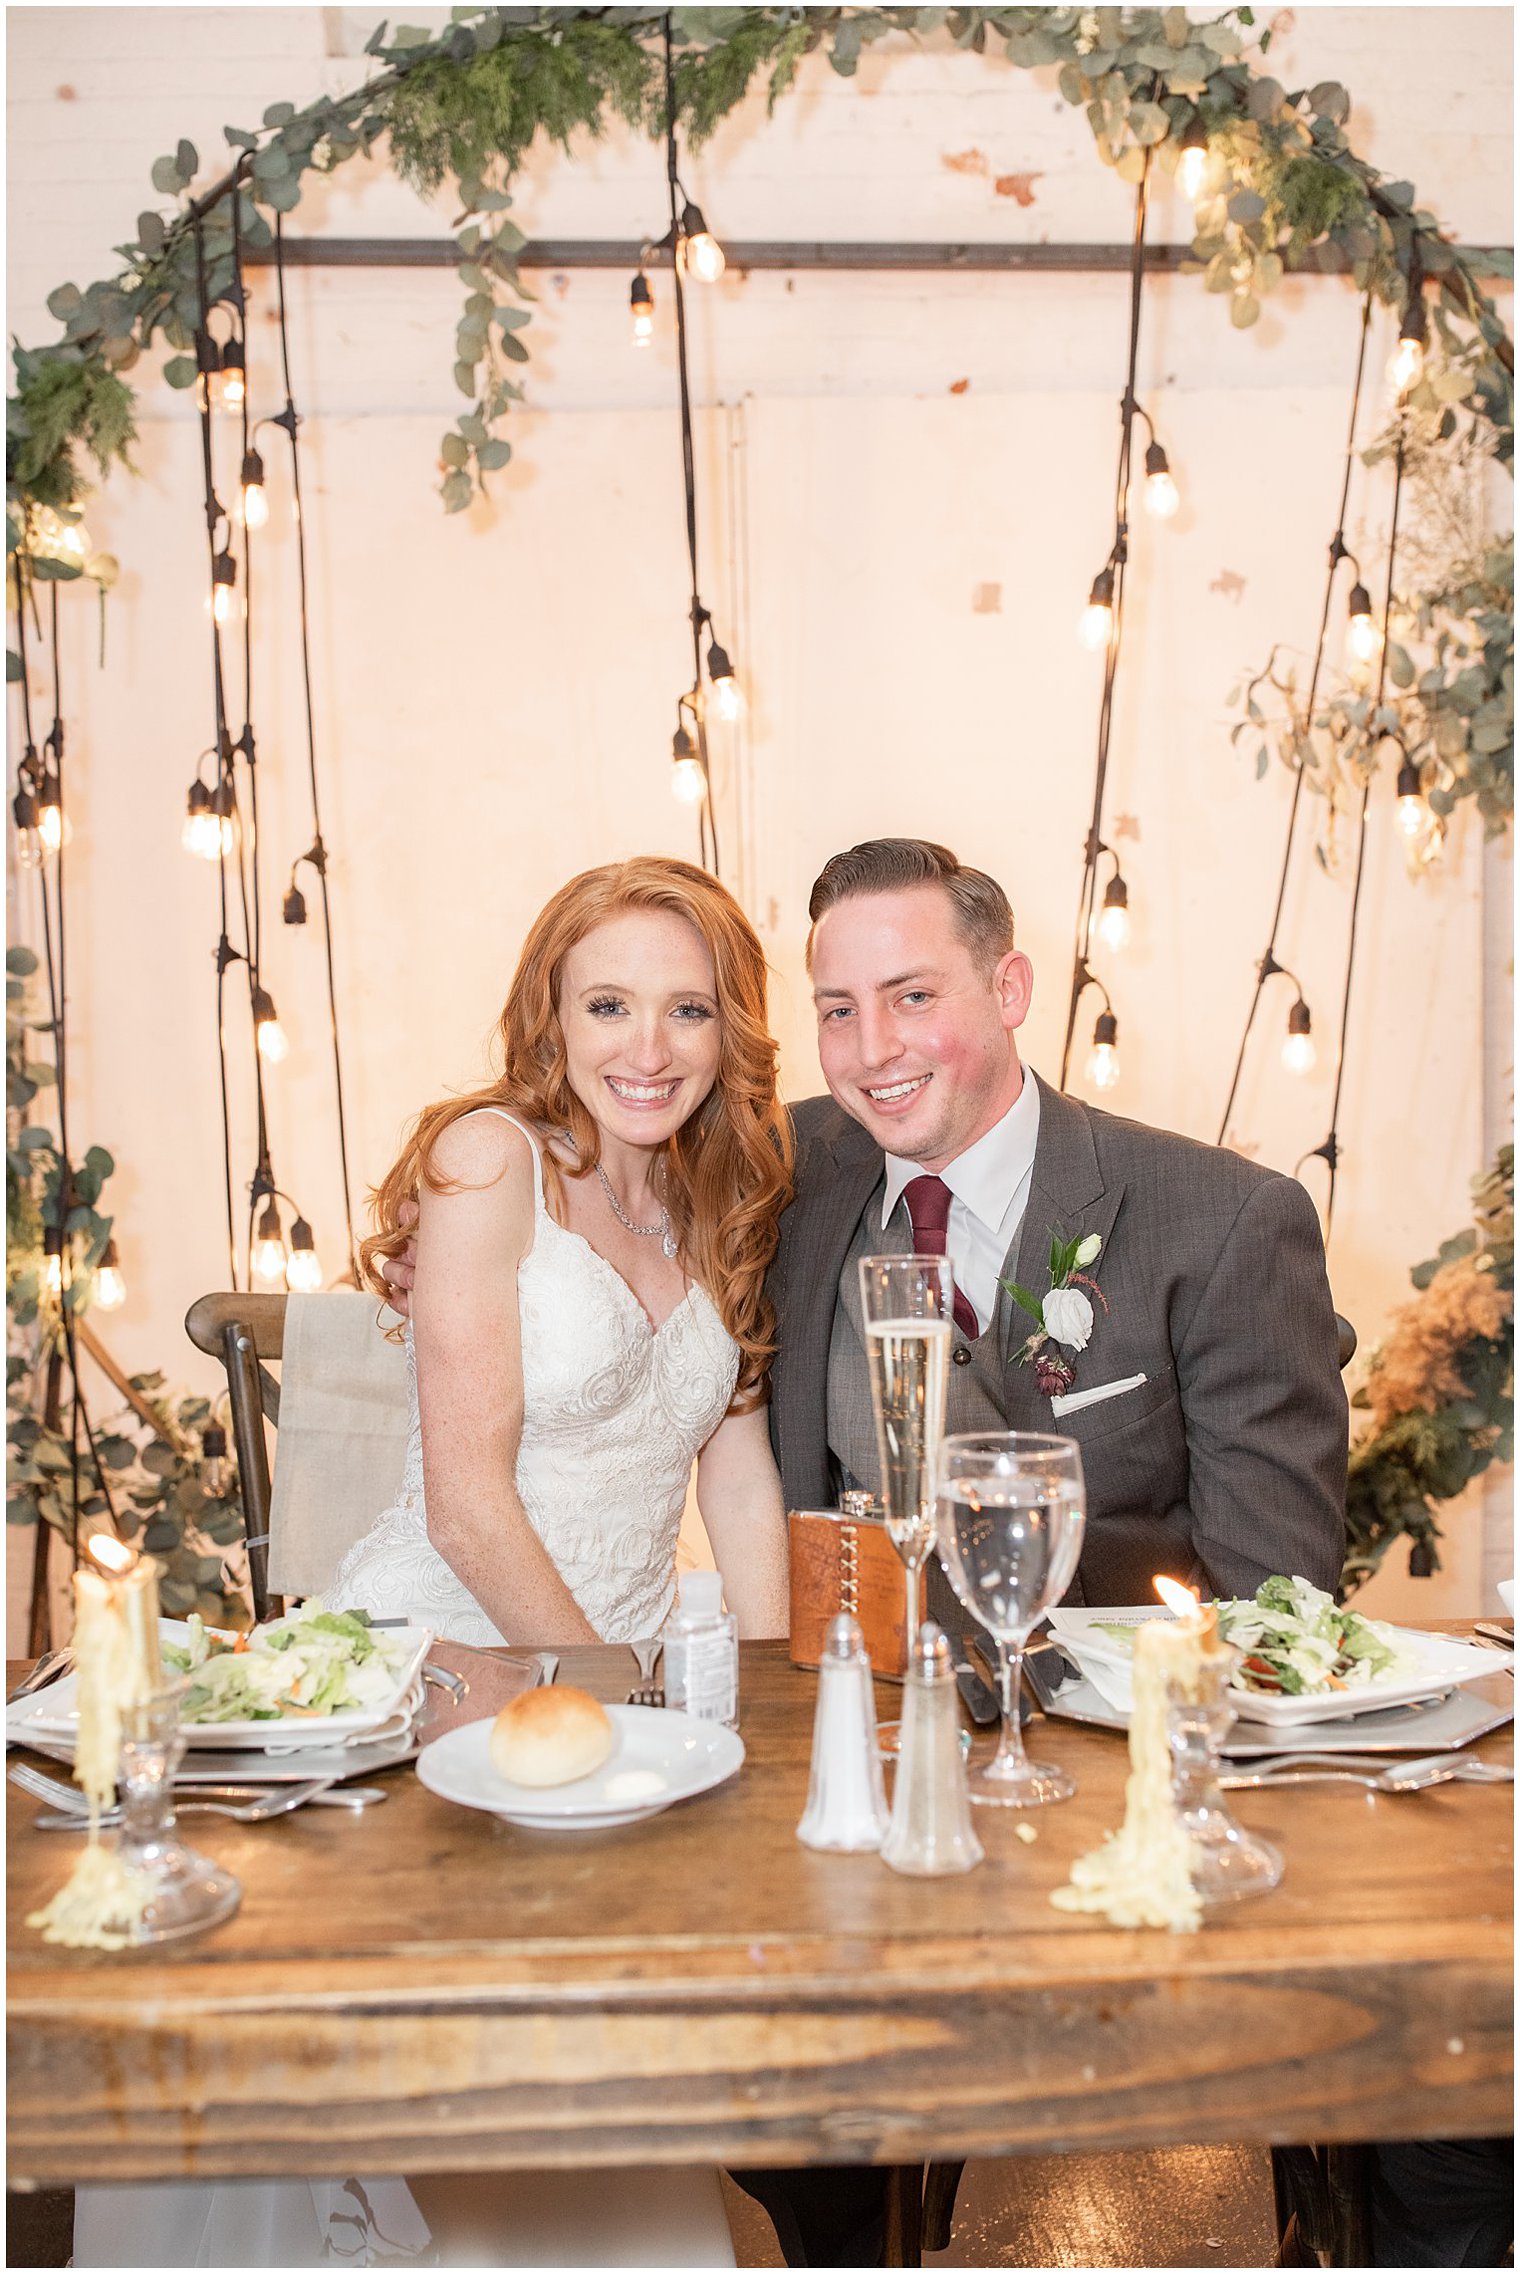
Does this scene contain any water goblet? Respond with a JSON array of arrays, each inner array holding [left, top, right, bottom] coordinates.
[[936, 1431, 1087, 1806], [858, 1254, 954, 1657]]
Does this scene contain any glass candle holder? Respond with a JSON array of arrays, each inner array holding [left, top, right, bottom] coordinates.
[[116, 1681, 241, 1942], [1166, 1645, 1283, 1904]]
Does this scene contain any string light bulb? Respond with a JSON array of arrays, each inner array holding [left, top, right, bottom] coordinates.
[[678, 202, 725, 284], [1395, 754, 1426, 837], [12, 780, 42, 869], [629, 270, 655, 348], [1143, 439, 1179, 520], [94, 1237, 127, 1310], [1387, 292, 1427, 399], [238, 448, 268, 530], [1080, 568, 1115, 652], [42, 1224, 64, 1300], [37, 770, 67, 856], [1346, 581, 1381, 663], [1282, 998, 1316, 1076], [220, 339, 246, 410], [182, 777, 234, 861], [1096, 874, 1130, 952], [285, 1216, 323, 1293], [251, 985, 289, 1064], [671, 723, 706, 805], [706, 640, 744, 722], [200, 1422, 230, 1500], [252, 1199, 286, 1287], [1177, 118, 1209, 202], [211, 548, 238, 627], [1086, 1010, 1121, 1092]]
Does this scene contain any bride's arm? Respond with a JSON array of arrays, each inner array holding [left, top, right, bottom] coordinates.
[[412, 1115, 599, 1645], [694, 1405, 789, 1638]]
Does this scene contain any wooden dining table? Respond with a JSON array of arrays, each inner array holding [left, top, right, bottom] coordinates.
[[7, 1638, 1513, 2190]]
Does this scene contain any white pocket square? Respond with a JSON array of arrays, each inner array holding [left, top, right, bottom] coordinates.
[[1049, 1372, 1148, 1419]]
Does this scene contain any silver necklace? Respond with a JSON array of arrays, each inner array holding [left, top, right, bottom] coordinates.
[[595, 1161, 678, 1260]]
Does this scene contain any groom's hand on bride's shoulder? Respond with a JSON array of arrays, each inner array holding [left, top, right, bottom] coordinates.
[[380, 1200, 420, 1318]]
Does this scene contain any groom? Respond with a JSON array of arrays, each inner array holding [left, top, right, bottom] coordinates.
[[730, 838, 1348, 2268], [769, 835, 1347, 1612]]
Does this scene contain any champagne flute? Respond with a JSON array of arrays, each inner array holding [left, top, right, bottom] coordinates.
[[936, 1431, 1086, 1805], [858, 1255, 954, 1656]]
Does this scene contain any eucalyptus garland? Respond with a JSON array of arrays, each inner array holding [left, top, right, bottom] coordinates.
[[1343, 1147, 1514, 1593], [5, 4, 1514, 547]]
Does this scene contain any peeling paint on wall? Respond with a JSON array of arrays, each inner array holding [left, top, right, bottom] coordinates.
[[949, 377, 971, 394], [1210, 570, 1247, 602], [942, 148, 988, 176], [971, 583, 1002, 613], [994, 171, 1043, 205]]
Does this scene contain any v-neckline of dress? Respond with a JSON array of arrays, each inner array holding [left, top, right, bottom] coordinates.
[[536, 1211, 699, 1340]]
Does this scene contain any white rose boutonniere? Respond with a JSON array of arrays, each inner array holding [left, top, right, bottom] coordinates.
[[1003, 1228, 1109, 1400], [1043, 1286, 1094, 1351]]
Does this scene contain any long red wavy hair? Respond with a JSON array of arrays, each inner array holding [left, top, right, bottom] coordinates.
[[363, 858, 793, 1407]]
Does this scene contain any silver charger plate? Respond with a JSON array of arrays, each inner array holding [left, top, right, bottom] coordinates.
[[14, 1726, 420, 1785], [1032, 1659, 1514, 1756]]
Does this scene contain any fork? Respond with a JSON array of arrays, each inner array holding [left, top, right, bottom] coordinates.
[[1221, 1755, 1513, 1794], [23, 1775, 343, 1828], [10, 1761, 365, 1817], [6, 1650, 71, 1705], [626, 1636, 664, 1707]]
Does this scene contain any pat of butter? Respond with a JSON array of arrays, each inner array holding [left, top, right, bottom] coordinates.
[[603, 1770, 667, 1803]]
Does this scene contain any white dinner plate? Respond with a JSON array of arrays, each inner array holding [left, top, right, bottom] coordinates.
[[1047, 1605, 1504, 1727], [417, 1705, 744, 1828], [7, 1617, 431, 1752]]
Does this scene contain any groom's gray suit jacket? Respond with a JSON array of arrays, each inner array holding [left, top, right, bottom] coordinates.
[[767, 1072, 1348, 1609]]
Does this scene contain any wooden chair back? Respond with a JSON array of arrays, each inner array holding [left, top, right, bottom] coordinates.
[[184, 1292, 289, 1622]]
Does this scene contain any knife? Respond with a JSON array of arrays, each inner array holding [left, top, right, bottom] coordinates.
[[953, 1643, 1002, 1727]]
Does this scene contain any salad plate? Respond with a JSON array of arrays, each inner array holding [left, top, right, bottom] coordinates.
[[8, 1608, 431, 1752], [1049, 1593, 1501, 1728], [418, 1705, 744, 1828]]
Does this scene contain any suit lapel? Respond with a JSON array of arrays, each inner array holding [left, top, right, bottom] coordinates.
[[794, 1114, 884, 1389], [992, 1076, 1127, 1411]]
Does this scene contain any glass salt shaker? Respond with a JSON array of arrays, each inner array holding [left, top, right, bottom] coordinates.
[[881, 1622, 984, 1877], [797, 1613, 890, 1852]]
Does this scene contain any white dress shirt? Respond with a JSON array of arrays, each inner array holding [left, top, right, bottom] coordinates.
[[880, 1071, 1042, 1336]]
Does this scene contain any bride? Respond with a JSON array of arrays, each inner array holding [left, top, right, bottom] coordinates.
[[73, 856, 793, 2270], [335, 852, 793, 1647]]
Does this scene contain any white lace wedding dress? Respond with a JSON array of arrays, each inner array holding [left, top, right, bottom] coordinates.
[[73, 1113, 741, 2269], [330, 1110, 740, 1645]]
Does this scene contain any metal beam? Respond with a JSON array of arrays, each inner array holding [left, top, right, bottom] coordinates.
[[240, 235, 1510, 276]]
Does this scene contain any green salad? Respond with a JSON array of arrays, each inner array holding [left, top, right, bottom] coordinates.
[[161, 1600, 409, 1723], [1094, 1574, 1417, 1697]]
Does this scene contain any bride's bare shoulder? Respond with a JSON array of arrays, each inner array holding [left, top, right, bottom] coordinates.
[[428, 1109, 541, 1197]]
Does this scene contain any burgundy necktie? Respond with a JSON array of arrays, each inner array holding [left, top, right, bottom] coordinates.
[[901, 1174, 980, 1340]]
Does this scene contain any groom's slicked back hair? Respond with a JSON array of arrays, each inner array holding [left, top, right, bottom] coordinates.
[[806, 838, 1014, 974]]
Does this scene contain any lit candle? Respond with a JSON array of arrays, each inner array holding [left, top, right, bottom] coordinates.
[[1050, 1574, 1212, 1932], [86, 1534, 164, 1689], [29, 1536, 161, 1946]]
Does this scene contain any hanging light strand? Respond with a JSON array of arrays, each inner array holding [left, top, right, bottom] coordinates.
[[10, 575, 122, 1580], [1059, 158, 1151, 1091], [272, 211, 358, 1278], [1299, 415, 1409, 1235], [662, 16, 723, 878], [1216, 293, 1374, 1148]]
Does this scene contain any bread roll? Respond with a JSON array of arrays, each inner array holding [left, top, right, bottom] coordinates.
[[489, 1685, 614, 1788]]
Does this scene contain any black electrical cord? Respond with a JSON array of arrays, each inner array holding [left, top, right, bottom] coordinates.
[[272, 212, 358, 1279], [1216, 292, 1374, 1147], [662, 16, 722, 879], [1300, 419, 1409, 1236], [1059, 158, 1151, 1090]]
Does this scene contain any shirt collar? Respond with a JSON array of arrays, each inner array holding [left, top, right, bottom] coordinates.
[[880, 1067, 1041, 1232]]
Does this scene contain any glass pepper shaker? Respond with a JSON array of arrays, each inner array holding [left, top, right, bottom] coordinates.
[[881, 1622, 984, 1877]]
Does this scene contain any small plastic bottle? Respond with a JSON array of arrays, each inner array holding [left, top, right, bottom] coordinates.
[[663, 1570, 739, 1728]]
